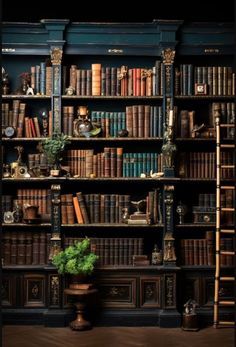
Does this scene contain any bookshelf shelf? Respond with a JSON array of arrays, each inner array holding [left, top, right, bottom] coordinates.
[[62, 95, 163, 100], [2, 95, 51, 99], [175, 95, 234, 100], [61, 223, 164, 228]]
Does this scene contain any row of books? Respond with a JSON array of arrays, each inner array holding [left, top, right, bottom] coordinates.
[[63, 105, 164, 138], [198, 193, 216, 207], [16, 189, 51, 215], [28, 63, 52, 96], [63, 149, 163, 178], [180, 234, 234, 266], [177, 103, 235, 139], [2, 100, 53, 138], [28, 153, 48, 169], [175, 65, 235, 96], [64, 62, 164, 96], [178, 152, 234, 179], [2, 190, 51, 217], [64, 237, 144, 266], [2, 232, 51, 265], [61, 190, 161, 225], [212, 102, 235, 139]]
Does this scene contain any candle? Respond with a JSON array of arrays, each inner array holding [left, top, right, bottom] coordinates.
[[169, 110, 174, 127]]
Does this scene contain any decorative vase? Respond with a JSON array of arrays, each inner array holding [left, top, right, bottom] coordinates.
[[69, 275, 93, 290]]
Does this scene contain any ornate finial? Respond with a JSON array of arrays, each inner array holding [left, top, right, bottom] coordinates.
[[141, 69, 153, 80], [161, 48, 175, 65], [50, 48, 63, 65], [118, 65, 128, 80]]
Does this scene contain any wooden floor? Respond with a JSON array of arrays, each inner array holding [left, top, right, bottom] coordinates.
[[3, 326, 234, 347]]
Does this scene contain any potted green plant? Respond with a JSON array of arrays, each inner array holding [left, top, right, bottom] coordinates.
[[52, 238, 99, 289], [41, 131, 71, 176]]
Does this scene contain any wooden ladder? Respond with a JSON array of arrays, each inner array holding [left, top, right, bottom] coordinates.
[[213, 104, 235, 328]]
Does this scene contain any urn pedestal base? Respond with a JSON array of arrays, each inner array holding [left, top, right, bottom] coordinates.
[[64, 288, 97, 331]]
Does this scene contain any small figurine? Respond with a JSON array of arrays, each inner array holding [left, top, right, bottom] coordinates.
[[131, 199, 146, 215], [15, 146, 24, 164], [182, 299, 199, 331], [151, 244, 163, 265], [2, 67, 10, 95], [65, 85, 75, 96], [42, 112, 48, 137], [184, 299, 197, 315], [26, 86, 34, 95]]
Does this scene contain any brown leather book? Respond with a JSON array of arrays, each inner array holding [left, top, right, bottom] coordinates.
[[73, 196, 84, 224]]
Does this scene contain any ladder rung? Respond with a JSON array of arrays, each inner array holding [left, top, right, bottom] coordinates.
[[219, 300, 235, 306], [221, 207, 235, 212], [220, 251, 235, 256], [220, 277, 235, 281], [220, 229, 235, 234], [221, 166, 235, 170], [218, 321, 235, 326], [220, 186, 235, 190], [220, 124, 235, 128], [220, 144, 235, 148]]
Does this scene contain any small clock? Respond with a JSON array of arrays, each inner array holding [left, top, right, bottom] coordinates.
[[4, 126, 15, 138]]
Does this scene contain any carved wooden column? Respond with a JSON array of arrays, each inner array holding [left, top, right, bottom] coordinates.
[[163, 185, 176, 266], [50, 47, 62, 132], [161, 48, 176, 177], [49, 184, 61, 261], [41, 19, 69, 133]]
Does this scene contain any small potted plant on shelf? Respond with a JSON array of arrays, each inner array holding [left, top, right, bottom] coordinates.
[[52, 238, 99, 289], [41, 130, 71, 176]]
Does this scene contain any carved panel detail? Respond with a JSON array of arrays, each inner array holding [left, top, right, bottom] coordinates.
[[99, 278, 136, 308], [140, 277, 161, 308], [49, 274, 60, 307], [53, 96, 61, 132], [24, 274, 45, 307], [164, 274, 176, 308]]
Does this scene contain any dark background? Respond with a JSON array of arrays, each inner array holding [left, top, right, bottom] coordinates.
[[2, 0, 235, 22]]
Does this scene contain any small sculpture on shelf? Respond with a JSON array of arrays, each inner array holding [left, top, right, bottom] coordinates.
[[3, 164, 11, 178], [131, 199, 146, 215], [162, 136, 176, 169], [42, 111, 49, 137], [65, 85, 75, 96], [12, 200, 23, 223], [163, 232, 176, 264], [17, 72, 31, 95], [162, 110, 177, 177], [15, 145, 24, 164], [2, 67, 10, 95], [128, 199, 148, 225], [151, 244, 163, 265]]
